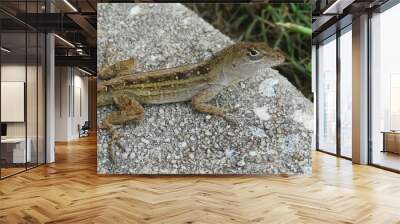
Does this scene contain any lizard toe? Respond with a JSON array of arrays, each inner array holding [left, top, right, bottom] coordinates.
[[223, 114, 240, 125]]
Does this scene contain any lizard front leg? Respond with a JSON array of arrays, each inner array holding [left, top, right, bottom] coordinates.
[[100, 95, 144, 161], [191, 87, 236, 123], [103, 95, 144, 125], [98, 58, 137, 80]]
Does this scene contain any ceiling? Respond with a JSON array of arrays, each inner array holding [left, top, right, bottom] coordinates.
[[312, 0, 390, 44], [0, 0, 98, 74], [1, 32, 45, 64]]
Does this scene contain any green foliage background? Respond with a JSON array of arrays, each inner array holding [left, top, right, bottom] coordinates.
[[186, 4, 312, 99]]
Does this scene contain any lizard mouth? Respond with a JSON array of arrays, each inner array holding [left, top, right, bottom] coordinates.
[[243, 57, 264, 65]]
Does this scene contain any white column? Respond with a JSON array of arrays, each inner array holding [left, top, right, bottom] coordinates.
[[54, 67, 72, 141], [45, 0, 56, 163], [46, 33, 55, 163], [312, 45, 317, 150], [352, 14, 369, 164]]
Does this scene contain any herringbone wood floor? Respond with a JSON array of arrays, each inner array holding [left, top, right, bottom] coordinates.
[[1, 135, 400, 224]]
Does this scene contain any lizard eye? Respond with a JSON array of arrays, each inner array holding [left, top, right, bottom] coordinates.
[[247, 48, 262, 60]]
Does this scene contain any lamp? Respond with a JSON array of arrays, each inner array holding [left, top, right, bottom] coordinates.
[[1, 47, 11, 53], [63, 0, 78, 12], [78, 67, 93, 76], [54, 34, 75, 48]]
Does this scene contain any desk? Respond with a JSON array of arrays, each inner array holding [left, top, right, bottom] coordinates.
[[382, 131, 400, 154], [1, 138, 31, 163]]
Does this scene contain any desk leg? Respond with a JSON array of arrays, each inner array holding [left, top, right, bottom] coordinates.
[[382, 133, 386, 153]]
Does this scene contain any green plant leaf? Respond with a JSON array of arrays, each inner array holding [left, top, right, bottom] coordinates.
[[276, 22, 312, 37]]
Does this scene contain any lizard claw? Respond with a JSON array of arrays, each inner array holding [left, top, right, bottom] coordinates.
[[99, 122, 108, 130], [223, 114, 240, 125], [226, 107, 239, 113]]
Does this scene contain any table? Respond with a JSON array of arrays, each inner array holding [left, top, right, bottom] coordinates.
[[381, 131, 400, 154], [1, 138, 31, 163]]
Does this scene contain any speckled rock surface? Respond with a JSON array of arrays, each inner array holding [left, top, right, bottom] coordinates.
[[97, 3, 313, 175]]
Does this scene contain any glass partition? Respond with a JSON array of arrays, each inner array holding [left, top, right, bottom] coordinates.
[[370, 4, 400, 171], [317, 35, 337, 154], [38, 32, 45, 165], [0, 1, 46, 179], [27, 31, 38, 169], [1, 31, 28, 177], [339, 27, 352, 158]]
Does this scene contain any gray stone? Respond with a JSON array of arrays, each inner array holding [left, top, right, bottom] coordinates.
[[141, 138, 150, 144], [189, 153, 195, 160], [97, 3, 313, 175], [237, 160, 246, 167], [249, 151, 257, 157], [178, 142, 188, 149]]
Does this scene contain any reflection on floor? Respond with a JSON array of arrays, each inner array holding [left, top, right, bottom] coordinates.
[[0, 167, 25, 177], [0, 135, 400, 223], [373, 150, 400, 171], [0, 162, 41, 178]]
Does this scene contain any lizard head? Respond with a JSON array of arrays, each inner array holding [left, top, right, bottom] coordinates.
[[219, 42, 285, 84], [233, 42, 285, 68]]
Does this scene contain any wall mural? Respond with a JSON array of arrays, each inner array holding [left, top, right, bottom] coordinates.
[[97, 3, 313, 175]]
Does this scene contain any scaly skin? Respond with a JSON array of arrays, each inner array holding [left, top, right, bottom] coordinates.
[[98, 42, 284, 160]]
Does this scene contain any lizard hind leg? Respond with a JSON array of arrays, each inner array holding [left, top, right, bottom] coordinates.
[[99, 119, 123, 163], [100, 95, 145, 162]]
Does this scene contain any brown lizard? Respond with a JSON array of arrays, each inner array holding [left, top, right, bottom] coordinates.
[[98, 42, 284, 156]]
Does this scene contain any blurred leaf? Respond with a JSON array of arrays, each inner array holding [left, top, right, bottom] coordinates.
[[184, 3, 312, 100], [306, 62, 312, 76], [276, 22, 312, 37]]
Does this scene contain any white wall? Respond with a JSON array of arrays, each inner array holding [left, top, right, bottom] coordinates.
[[1, 65, 31, 138], [55, 67, 89, 141], [1, 63, 46, 164], [1, 65, 26, 142], [70, 72, 89, 139], [1, 64, 25, 81], [55, 66, 69, 141]]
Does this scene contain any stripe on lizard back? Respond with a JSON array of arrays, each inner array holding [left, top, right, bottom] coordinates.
[[96, 43, 243, 95], [98, 62, 212, 91], [97, 42, 285, 105]]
